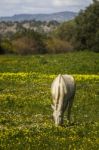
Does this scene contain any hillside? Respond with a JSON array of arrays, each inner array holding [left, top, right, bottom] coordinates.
[[0, 20, 60, 37], [0, 11, 77, 22]]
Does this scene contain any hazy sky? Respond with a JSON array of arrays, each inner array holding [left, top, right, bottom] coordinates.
[[0, 0, 93, 17]]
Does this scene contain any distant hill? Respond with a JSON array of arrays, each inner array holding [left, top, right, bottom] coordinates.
[[0, 11, 77, 22]]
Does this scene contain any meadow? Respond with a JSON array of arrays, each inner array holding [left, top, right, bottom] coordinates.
[[0, 51, 99, 150]]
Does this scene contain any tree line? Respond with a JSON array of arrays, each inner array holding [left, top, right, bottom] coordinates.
[[0, 0, 99, 54]]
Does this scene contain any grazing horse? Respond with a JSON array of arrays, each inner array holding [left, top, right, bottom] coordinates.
[[51, 74, 76, 126]]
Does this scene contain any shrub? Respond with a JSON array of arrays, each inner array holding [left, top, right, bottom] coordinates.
[[45, 38, 73, 53], [11, 30, 46, 55], [0, 45, 5, 54], [12, 37, 38, 55], [0, 39, 13, 54]]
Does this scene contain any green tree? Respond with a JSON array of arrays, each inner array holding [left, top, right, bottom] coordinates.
[[74, 0, 99, 52], [55, 20, 76, 42]]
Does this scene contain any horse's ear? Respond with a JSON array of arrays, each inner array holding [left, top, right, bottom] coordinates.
[[51, 104, 55, 110]]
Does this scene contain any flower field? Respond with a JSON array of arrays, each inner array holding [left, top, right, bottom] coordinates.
[[0, 51, 99, 150]]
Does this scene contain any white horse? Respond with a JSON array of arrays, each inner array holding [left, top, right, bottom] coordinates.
[[51, 74, 76, 126]]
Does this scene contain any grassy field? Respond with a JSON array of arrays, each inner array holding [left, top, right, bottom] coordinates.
[[0, 51, 99, 150]]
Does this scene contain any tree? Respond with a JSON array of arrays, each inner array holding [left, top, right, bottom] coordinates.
[[55, 20, 76, 42], [74, 0, 99, 52]]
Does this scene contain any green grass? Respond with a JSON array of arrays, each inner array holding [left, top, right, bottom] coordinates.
[[0, 51, 99, 150]]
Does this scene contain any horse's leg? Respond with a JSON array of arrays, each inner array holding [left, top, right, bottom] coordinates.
[[67, 98, 74, 123]]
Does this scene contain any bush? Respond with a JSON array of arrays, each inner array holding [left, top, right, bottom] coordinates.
[[45, 38, 73, 53], [0, 39, 13, 54], [0, 45, 5, 54], [0, 38, 5, 54], [12, 37, 38, 55], [11, 30, 46, 55]]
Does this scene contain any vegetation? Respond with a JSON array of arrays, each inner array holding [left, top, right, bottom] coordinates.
[[54, 20, 75, 42], [0, 1, 98, 149], [45, 37, 73, 53], [74, 0, 99, 52], [12, 30, 46, 54], [0, 51, 99, 149], [0, 1, 99, 54], [54, 0, 99, 52]]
